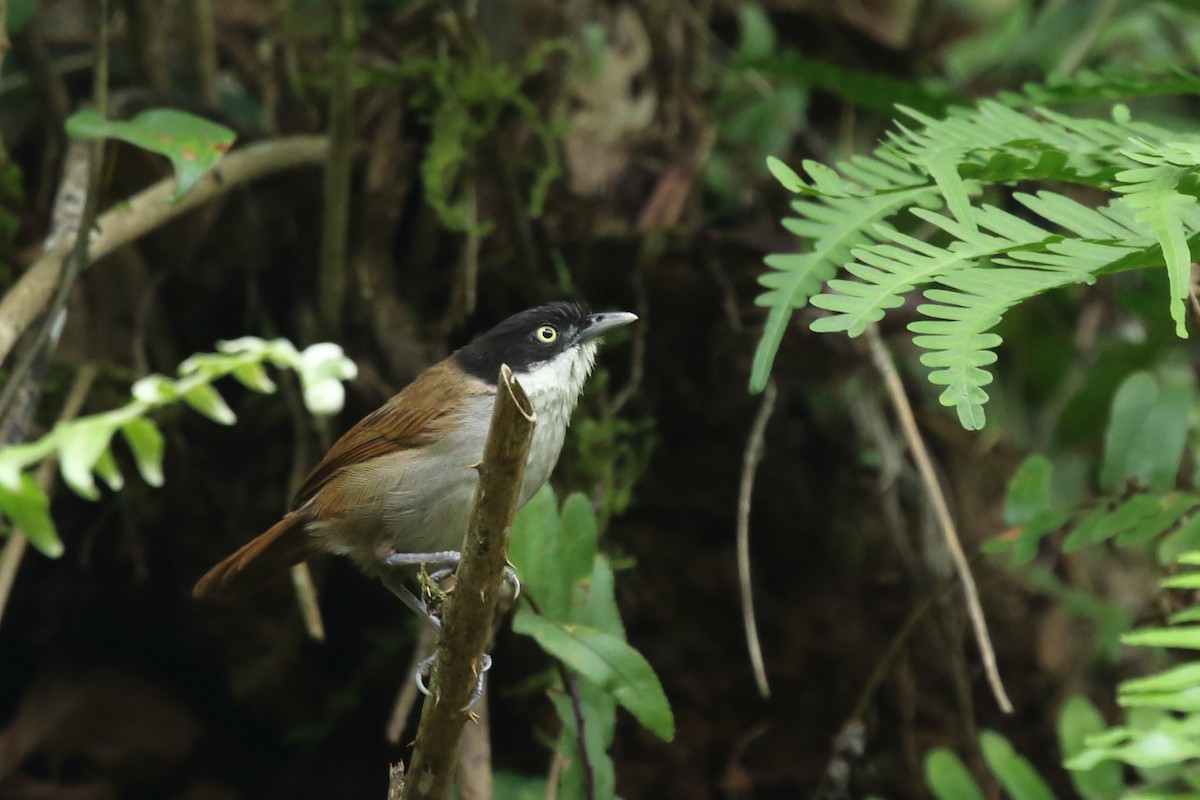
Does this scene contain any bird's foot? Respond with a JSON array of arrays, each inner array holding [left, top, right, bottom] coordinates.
[[414, 652, 492, 710], [383, 549, 520, 601], [425, 563, 521, 601]]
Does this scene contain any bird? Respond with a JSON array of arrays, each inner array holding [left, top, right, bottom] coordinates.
[[192, 302, 637, 629]]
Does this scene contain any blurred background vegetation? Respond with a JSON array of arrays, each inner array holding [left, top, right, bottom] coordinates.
[[2, 0, 1200, 798]]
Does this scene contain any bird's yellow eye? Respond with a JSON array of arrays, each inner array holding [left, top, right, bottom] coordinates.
[[536, 325, 558, 343]]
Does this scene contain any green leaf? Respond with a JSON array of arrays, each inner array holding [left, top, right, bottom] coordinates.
[[231, 362, 277, 393], [925, 749, 984, 800], [65, 109, 236, 199], [1058, 695, 1124, 800], [92, 449, 125, 492], [979, 730, 1056, 800], [512, 613, 674, 741], [182, 384, 236, 425], [735, 3, 776, 61], [0, 473, 61, 557], [1005, 454, 1053, 525], [1123, 626, 1200, 650], [56, 417, 118, 500], [1009, 510, 1074, 566], [120, 418, 165, 487], [766, 156, 806, 193], [1159, 515, 1200, 565], [1100, 372, 1194, 492]]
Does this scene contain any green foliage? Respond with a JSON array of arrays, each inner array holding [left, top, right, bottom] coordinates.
[[65, 109, 237, 199], [561, 369, 656, 529], [704, 4, 808, 207], [921, 698, 1126, 800], [971, 360, 1200, 798], [0, 338, 356, 557], [755, 82, 1200, 430], [508, 487, 674, 799], [374, 40, 565, 235]]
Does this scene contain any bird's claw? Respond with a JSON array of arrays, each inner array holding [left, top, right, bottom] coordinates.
[[413, 652, 493, 711], [424, 564, 520, 600]]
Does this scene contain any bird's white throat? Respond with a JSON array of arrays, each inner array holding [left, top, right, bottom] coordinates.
[[513, 340, 598, 421]]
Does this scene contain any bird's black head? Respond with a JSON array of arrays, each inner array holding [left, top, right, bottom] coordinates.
[[454, 302, 636, 383]]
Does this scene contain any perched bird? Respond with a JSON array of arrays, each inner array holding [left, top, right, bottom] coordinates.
[[193, 302, 636, 627]]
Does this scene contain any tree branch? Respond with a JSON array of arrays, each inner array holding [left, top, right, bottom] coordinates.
[[0, 135, 330, 370], [401, 365, 536, 800]]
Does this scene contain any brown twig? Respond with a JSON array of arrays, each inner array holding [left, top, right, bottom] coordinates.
[[401, 366, 536, 800], [864, 325, 1013, 714], [736, 380, 776, 698], [318, 0, 357, 338], [0, 366, 98, 628], [184, 0, 218, 105], [0, 135, 330, 370]]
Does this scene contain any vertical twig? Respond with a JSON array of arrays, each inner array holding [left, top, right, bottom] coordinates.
[[184, 0, 218, 105], [319, 0, 357, 338], [864, 325, 1013, 714], [736, 380, 776, 698], [402, 366, 536, 800], [0, 0, 109, 427], [123, 0, 170, 90]]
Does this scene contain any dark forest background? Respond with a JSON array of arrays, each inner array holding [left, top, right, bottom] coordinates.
[[1, 1, 1198, 798]]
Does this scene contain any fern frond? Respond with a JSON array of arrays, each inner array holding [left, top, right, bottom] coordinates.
[[1113, 138, 1200, 336], [757, 78, 1200, 429], [1000, 66, 1200, 107], [749, 166, 941, 391]]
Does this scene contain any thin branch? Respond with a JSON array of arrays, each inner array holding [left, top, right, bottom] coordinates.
[[0, 365, 98, 628], [186, 0, 218, 105], [736, 380, 775, 698], [864, 325, 1013, 714], [318, 0, 357, 337], [560, 671, 595, 800], [0, 135, 330, 370], [402, 366, 536, 800]]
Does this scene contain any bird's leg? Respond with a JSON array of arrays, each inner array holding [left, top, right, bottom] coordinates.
[[379, 571, 442, 631], [380, 550, 517, 711]]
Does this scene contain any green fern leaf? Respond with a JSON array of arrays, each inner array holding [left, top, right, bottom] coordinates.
[[749, 183, 940, 391]]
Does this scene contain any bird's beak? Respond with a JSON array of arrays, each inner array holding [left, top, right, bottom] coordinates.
[[577, 311, 638, 342]]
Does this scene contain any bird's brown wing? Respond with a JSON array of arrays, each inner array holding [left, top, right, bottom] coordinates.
[[290, 359, 472, 510]]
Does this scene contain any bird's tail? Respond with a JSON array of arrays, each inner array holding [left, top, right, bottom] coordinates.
[[193, 514, 312, 599]]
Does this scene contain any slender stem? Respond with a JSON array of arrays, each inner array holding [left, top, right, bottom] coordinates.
[[865, 325, 1013, 714], [402, 366, 536, 800], [184, 0, 218, 105], [736, 380, 775, 698], [318, 0, 357, 337]]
